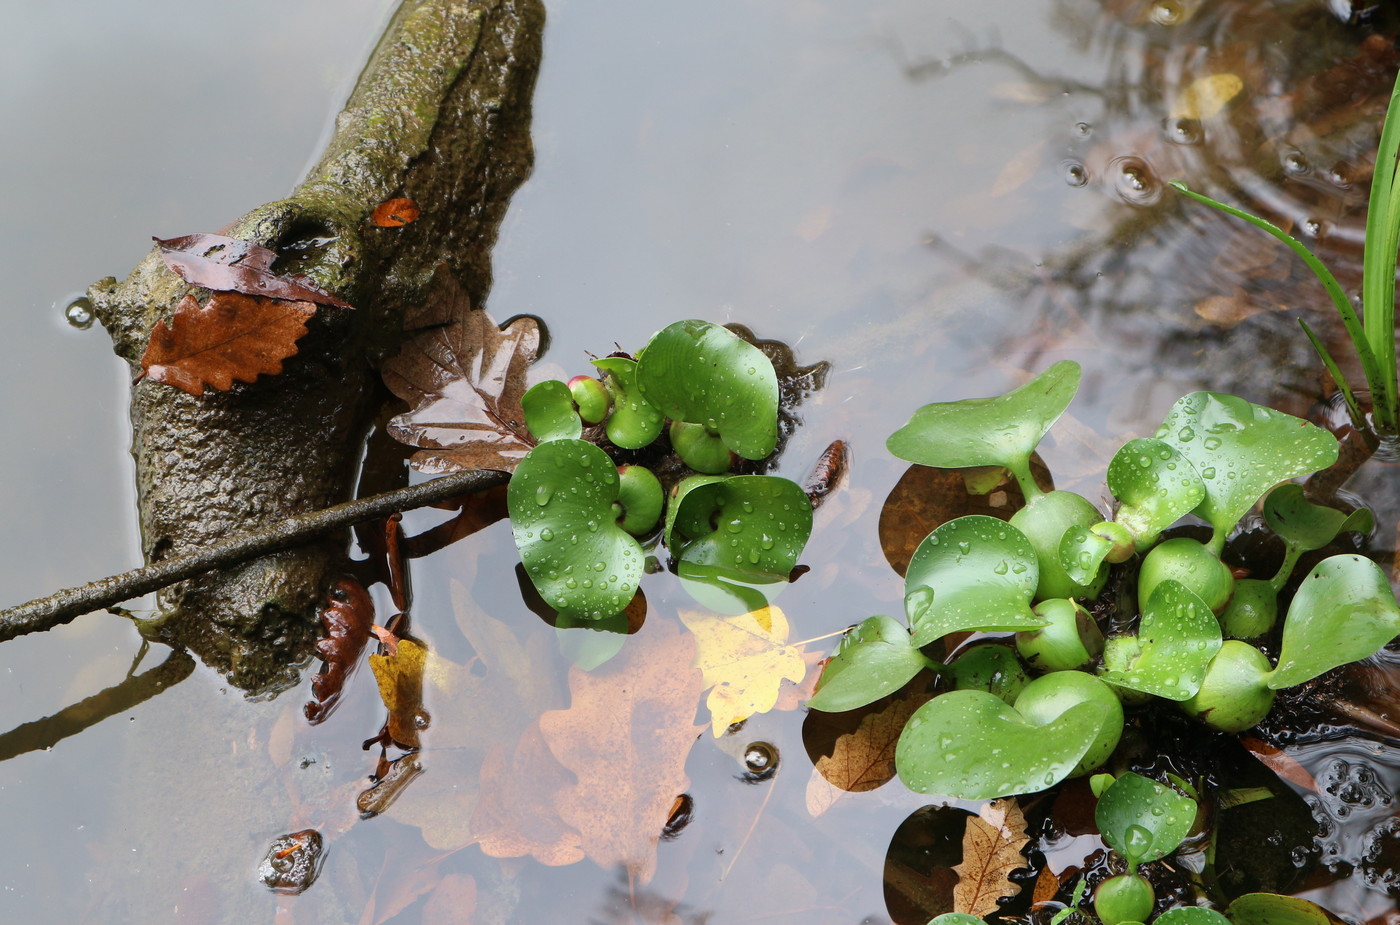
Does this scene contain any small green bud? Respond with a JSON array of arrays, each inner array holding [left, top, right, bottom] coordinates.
[[945, 642, 1031, 704], [568, 375, 610, 424], [1179, 639, 1275, 733], [1009, 491, 1107, 600], [1016, 598, 1104, 672], [1138, 537, 1234, 614], [614, 465, 664, 535], [1219, 578, 1278, 640], [669, 420, 733, 474], [1094, 873, 1154, 925]]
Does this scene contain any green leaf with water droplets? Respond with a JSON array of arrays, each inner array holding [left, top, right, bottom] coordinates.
[[1225, 893, 1343, 925], [895, 689, 1111, 800], [669, 474, 813, 582], [1098, 579, 1221, 701], [1106, 437, 1206, 550], [1154, 393, 1338, 552], [1268, 554, 1400, 689], [522, 379, 583, 443], [807, 615, 935, 712], [592, 355, 665, 449], [887, 361, 1080, 495], [507, 439, 644, 621], [1059, 524, 1115, 586], [904, 516, 1043, 647], [1094, 772, 1196, 865], [1154, 909, 1231, 925], [927, 916, 987, 925], [634, 320, 779, 459]]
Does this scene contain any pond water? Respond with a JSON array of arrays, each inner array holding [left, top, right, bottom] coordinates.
[[3, 0, 1400, 922]]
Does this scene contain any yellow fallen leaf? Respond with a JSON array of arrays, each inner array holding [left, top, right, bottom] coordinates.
[[369, 638, 429, 749], [954, 798, 1030, 917], [681, 605, 806, 736], [1170, 73, 1243, 120]]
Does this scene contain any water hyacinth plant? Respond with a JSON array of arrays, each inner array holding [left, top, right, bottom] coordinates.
[[808, 361, 1400, 802], [507, 320, 814, 622]]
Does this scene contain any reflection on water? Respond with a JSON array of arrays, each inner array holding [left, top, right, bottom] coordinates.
[[5, 0, 1400, 922]]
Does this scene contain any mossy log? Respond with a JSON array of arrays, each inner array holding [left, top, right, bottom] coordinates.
[[87, 0, 544, 694]]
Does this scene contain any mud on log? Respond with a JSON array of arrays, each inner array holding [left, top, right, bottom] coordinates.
[[87, 0, 543, 694]]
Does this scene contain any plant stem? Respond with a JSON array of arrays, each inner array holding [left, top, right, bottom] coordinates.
[[0, 468, 509, 642]]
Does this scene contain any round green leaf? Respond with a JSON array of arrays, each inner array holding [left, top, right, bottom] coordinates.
[[634, 320, 779, 459], [927, 916, 986, 925], [904, 515, 1043, 647], [1099, 579, 1222, 701], [1094, 772, 1197, 864], [887, 361, 1080, 491], [1153, 909, 1231, 925], [1263, 483, 1374, 552], [592, 355, 665, 449], [1107, 438, 1206, 549], [895, 689, 1112, 800], [1059, 524, 1115, 586], [807, 615, 934, 712], [1268, 554, 1400, 689], [1226, 893, 1343, 925], [1154, 393, 1339, 549], [669, 474, 813, 581], [522, 379, 583, 443], [507, 439, 645, 621]]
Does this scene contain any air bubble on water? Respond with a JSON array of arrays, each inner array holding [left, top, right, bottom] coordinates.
[[63, 296, 95, 329]]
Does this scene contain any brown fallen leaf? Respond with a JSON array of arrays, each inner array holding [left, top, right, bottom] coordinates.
[[680, 606, 806, 736], [954, 798, 1030, 917], [421, 873, 476, 924], [372, 198, 422, 227], [369, 637, 430, 749], [140, 292, 316, 396], [539, 620, 705, 883], [1030, 865, 1061, 907], [806, 689, 930, 817], [305, 578, 375, 724], [472, 721, 585, 866], [1240, 736, 1318, 792], [380, 268, 541, 474], [154, 233, 352, 308]]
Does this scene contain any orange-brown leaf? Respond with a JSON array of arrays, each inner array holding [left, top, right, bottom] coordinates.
[[806, 690, 929, 817], [953, 798, 1030, 917], [380, 268, 540, 474], [372, 198, 422, 227], [1240, 736, 1318, 792], [154, 233, 352, 308], [538, 620, 705, 883], [305, 578, 376, 724], [472, 722, 585, 866], [140, 293, 315, 396]]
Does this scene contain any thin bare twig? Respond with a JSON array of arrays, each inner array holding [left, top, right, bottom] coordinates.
[[0, 467, 509, 642]]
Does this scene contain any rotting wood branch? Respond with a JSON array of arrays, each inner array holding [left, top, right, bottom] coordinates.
[[77, 0, 544, 694], [0, 469, 508, 643]]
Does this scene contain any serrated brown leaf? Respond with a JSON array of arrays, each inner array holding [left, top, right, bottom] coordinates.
[[954, 798, 1030, 917], [806, 689, 930, 817], [305, 578, 375, 724], [154, 232, 352, 308], [140, 292, 315, 396], [538, 620, 705, 884], [1030, 865, 1061, 907], [372, 198, 422, 227], [380, 268, 540, 473], [472, 722, 585, 866]]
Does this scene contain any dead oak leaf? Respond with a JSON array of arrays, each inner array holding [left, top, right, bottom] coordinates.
[[154, 233, 352, 308], [538, 620, 705, 884], [380, 268, 540, 474], [806, 689, 929, 817], [140, 292, 315, 397], [680, 605, 806, 736], [954, 798, 1030, 917], [472, 721, 585, 866]]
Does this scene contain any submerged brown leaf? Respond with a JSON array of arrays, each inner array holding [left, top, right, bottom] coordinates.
[[380, 269, 541, 473], [305, 578, 375, 724], [140, 292, 315, 396], [806, 689, 930, 817], [472, 722, 585, 866], [954, 798, 1030, 917], [154, 233, 352, 308]]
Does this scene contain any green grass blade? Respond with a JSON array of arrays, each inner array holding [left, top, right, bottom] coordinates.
[[1299, 318, 1364, 430], [1362, 72, 1400, 422]]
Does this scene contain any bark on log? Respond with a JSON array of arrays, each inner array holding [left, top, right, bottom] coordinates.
[[87, 0, 544, 694]]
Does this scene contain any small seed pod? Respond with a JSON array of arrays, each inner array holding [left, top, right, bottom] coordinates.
[[1095, 872, 1155, 925]]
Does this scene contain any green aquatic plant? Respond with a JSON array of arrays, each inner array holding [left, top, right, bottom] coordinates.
[[1172, 68, 1400, 435], [505, 320, 814, 622], [808, 361, 1400, 802]]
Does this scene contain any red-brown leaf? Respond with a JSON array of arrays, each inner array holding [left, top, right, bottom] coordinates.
[[140, 293, 316, 397], [372, 198, 421, 227], [154, 233, 353, 308], [380, 268, 541, 473], [305, 578, 376, 724]]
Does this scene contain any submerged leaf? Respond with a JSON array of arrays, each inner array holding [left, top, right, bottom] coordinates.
[[682, 606, 806, 735], [305, 578, 375, 724], [806, 689, 929, 816], [371, 197, 422, 227], [953, 798, 1030, 917], [381, 268, 541, 473], [140, 293, 315, 396]]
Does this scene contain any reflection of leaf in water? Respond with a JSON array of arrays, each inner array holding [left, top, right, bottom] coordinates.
[[380, 268, 541, 474], [954, 798, 1029, 917], [539, 619, 705, 884], [806, 688, 930, 817], [681, 605, 806, 736]]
